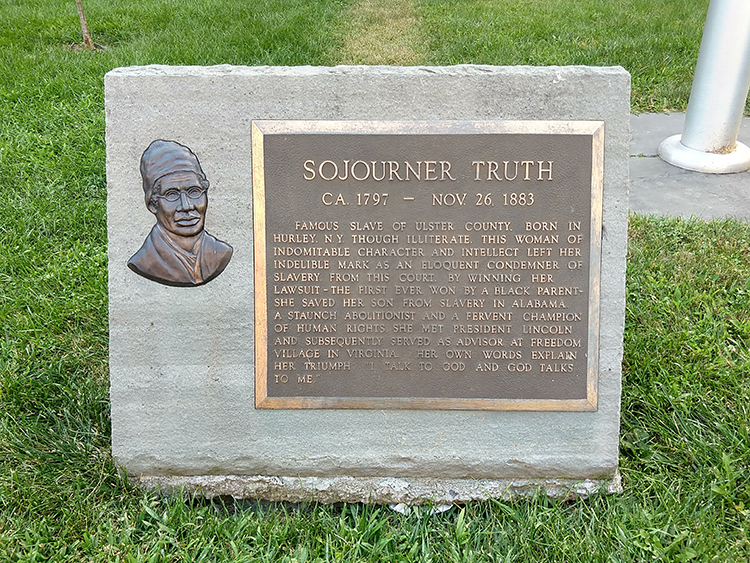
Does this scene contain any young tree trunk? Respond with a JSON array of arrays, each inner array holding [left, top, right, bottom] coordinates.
[[75, 0, 95, 50]]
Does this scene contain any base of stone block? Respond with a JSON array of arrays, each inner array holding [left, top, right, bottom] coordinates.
[[136, 472, 622, 505]]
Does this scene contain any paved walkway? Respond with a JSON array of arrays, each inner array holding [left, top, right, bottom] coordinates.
[[630, 113, 750, 219]]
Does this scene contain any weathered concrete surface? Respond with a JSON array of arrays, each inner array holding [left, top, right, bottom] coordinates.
[[139, 474, 622, 504], [630, 113, 750, 219], [106, 65, 629, 503]]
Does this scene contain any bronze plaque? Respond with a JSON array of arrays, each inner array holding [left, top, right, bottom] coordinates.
[[253, 121, 603, 411]]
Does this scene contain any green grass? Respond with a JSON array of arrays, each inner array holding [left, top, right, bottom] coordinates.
[[417, 0, 712, 113], [2, 0, 750, 560]]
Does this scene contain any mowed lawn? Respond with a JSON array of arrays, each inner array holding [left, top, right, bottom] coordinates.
[[2, 0, 750, 560]]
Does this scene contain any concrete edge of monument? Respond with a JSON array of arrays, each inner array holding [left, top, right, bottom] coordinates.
[[106, 64, 629, 503], [137, 474, 623, 504]]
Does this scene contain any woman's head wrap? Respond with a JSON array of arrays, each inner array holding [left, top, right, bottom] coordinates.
[[140, 140, 207, 205]]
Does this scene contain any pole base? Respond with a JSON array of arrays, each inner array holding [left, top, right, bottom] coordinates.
[[658, 134, 750, 173]]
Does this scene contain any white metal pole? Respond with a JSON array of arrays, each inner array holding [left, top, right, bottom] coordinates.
[[658, 0, 750, 173]]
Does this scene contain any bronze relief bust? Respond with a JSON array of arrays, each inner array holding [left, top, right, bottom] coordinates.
[[128, 140, 233, 287]]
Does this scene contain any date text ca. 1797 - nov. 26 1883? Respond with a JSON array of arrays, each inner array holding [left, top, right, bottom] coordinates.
[[252, 120, 604, 411]]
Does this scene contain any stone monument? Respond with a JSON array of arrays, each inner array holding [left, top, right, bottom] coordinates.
[[106, 65, 629, 503]]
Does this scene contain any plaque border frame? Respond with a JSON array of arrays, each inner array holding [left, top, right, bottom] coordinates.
[[252, 120, 603, 411]]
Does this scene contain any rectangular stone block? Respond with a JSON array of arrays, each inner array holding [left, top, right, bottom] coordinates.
[[106, 65, 630, 503]]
